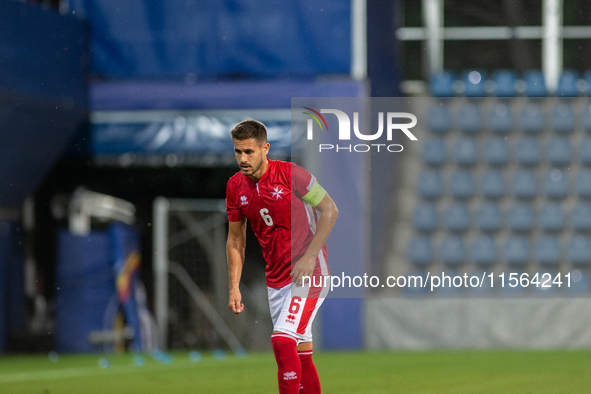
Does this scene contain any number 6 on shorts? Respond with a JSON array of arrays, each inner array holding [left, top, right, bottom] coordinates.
[[288, 297, 302, 314]]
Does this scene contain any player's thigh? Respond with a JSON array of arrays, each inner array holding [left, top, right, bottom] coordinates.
[[267, 284, 291, 327], [273, 284, 327, 340]]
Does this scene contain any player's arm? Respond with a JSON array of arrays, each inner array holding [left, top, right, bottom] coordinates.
[[227, 217, 247, 314], [291, 190, 338, 285]]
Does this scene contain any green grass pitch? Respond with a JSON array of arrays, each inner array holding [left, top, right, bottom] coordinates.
[[1, 350, 591, 393]]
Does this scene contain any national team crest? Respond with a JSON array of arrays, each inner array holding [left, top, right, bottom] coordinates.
[[271, 186, 285, 200]]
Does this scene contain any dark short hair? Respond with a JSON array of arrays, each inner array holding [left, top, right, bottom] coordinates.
[[231, 120, 267, 145]]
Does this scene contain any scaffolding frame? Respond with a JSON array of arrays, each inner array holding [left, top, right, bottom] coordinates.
[[397, 0, 583, 93]]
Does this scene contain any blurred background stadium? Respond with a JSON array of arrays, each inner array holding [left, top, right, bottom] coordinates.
[[3, 0, 591, 391]]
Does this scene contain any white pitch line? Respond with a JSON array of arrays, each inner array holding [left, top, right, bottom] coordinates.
[[0, 358, 265, 384]]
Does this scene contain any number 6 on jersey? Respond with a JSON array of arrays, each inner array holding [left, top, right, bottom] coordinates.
[[260, 208, 273, 226]]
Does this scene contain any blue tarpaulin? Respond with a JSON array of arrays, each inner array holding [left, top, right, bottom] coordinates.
[[55, 229, 114, 353], [68, 0, 351, 77], [55, 224, 148, 353], [0, 0, 87, 208]]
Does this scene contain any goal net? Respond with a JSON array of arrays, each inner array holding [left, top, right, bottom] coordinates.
[[152, 197, 272, 351]]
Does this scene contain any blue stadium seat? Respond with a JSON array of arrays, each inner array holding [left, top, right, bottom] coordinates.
[[468, 269, 494, 294], [408, 237, 434, 266], [427, 104, 452, 134], [508, 203, 533, 232], [524, 70, 547, 97], [538, 202, 564, 232], [471, 236, 497, 266], [484, 137, 509, 166], [413, 203, 438, 233], [568, 236, 591, 266], [489, 103, 512, 133], [499, 269, 527, 295], [565, 269, 590, 294], [476, 202, 501, 232], [582, 104, 591, 132], [571, 203, 591, 232], [512, 169, 537, 199], [531, 268, 559, 296], [430, 71, 455, 97], [535, 236, 561, 266], [556, 70, 579, 97], [458, 103, 482, 133], [454, 137, 477, 166], [445, 202, 470, 232], [441, 236, 465, 266], [493, 69, 517, 97], [422, 138, 446, 166], [403, 269, 430, 295], [516, 137, 541, 166], [512, 169, 538, 199], [575, 170, 591, 198], [546, 137, 571, 166], [480, 170, 505, 199], [450, 170, 475, 199], [543, 169, 568, 199], [578, 137, 591, 165], [551, 103, 575, 133], [520, 103, 544, 133], [435, 269, 462, 295], [504, 236, 530, 265], [462, 70, 487, 97], [418, 170, 443, 199]]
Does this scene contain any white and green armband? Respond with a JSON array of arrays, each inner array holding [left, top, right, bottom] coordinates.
[[302, 182, 327, 206]]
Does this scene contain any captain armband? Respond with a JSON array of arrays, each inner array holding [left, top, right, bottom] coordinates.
[[302, 182, 327, 207]]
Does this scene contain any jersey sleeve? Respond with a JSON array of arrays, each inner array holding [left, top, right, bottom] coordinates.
[[226, 179, 243, 222], [291, 163, 327, 206]]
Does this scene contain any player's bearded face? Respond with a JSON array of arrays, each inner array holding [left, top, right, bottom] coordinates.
[[233, 138, 269, 177]]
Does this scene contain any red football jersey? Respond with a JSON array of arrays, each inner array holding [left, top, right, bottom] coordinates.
[[226, 159, 329, 288]]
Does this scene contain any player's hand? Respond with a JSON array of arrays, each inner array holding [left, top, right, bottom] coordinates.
[[228, 289, 244, 314], [291, 253, 316, 287]]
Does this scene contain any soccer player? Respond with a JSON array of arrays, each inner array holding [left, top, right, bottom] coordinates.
[[226, 120, 338, 394]]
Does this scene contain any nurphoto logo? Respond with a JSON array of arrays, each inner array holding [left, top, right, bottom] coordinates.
[[303, 107, 418, 153]]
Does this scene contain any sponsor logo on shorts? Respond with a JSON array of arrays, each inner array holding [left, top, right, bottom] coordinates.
[[284, 371, 297, 380], [286, 314, 296, 324]]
